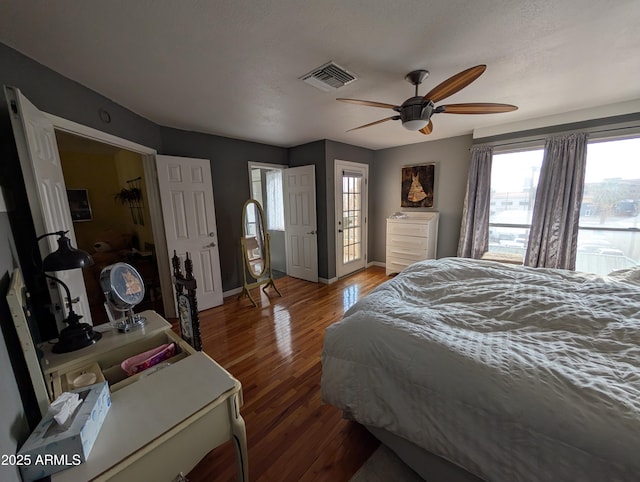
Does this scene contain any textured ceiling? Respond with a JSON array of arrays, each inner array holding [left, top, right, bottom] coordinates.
[[1, 0, 639, 150]]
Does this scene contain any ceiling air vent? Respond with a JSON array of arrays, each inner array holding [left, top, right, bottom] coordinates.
[[299, 61, 357, 92]]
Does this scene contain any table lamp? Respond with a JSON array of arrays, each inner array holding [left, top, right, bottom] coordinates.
[[38, 231, 102, 353]]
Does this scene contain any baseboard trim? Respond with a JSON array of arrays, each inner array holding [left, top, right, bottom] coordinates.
[[225, 265, 383, 293], [319, 277, 338, 285], [223, 287, 243, 298]]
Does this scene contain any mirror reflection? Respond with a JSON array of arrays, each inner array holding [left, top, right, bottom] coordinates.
[[243, 201, 266, 278]]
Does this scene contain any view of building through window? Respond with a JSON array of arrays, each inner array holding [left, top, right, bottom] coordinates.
[[488, 148, 543, 255], [488, 136, 640, 275], [577, 137, 640, 273]]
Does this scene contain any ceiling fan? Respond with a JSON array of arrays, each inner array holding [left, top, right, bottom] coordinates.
[[337, 65, 517, 135]]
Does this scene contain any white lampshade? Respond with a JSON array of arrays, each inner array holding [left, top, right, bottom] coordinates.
[[402, 119, 429, 131]]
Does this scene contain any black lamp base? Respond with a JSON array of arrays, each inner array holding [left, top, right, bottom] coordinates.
[[52, 322, 102, 354]]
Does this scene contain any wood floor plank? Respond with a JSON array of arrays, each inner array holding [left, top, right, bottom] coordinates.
[[179, 267, 388, 481]]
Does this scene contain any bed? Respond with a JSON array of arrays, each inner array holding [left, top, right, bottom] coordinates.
[[321, 257, 640, 481]]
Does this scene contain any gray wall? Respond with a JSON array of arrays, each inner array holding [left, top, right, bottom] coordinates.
[[0, 213, 33, 482], [371, 135, 473, 262], [160, 127, 288, 290], [0, 43, 162, 151]]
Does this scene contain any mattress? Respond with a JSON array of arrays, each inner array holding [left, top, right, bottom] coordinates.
[[321, 257, 640, 481]]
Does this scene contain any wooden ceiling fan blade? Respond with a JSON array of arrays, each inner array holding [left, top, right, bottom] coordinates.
[[346, 116, 400, 132], [337, 98, 400, 110], [419, 120, 433, 135], [424, 65, 487, 103], [439, 103, 518, 114]]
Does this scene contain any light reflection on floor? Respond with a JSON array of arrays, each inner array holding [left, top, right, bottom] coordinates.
[[342, 284, 359, 311], [273, 306, 292, 358]]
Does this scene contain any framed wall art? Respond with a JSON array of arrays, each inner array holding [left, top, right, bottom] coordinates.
[[67, 188, 93, 222], [401, 164, 435, 208]]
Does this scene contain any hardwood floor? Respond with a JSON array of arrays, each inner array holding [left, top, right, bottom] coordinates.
[[180, 266, 389, 482]]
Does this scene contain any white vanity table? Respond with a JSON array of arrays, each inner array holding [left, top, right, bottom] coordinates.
[[38, 310, 248, 482]]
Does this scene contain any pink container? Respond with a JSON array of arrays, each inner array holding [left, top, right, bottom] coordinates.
[[121, 343, 176, 376]]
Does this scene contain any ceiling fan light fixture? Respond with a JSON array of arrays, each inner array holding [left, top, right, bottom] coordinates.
[[338, 65, 518, 135], [400, 98, 433, 131], [402, 119, 429, 131]]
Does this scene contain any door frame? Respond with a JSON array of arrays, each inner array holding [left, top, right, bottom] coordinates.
[[44, 113, 174, 316], [334, 159, 369, 278]]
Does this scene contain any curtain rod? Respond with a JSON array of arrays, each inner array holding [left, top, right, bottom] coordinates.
[[473, 122, 640, 149]]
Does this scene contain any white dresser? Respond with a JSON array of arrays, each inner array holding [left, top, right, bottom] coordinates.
[[386, 212, 439, 275]]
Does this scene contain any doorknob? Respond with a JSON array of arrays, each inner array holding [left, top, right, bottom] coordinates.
[[338, 229, 343, 233], [203, 242, 216, 248], [306, 230, 317, 235]]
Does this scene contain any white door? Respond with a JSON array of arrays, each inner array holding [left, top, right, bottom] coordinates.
[[335, 160, 368, 278], [156, 155, 223, 310], [283, 165, 318, 282], [5, 86, 92, 329]]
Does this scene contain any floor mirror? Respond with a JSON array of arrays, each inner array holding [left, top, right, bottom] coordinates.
[[239, 199, 281, 306]]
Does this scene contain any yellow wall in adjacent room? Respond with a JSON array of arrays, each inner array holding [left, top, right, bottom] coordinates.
[[114, 150, 154, 250], [60, 151, 131, 252]]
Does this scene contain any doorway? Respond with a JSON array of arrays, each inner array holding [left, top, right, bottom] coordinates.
[[6, 86, 175, 331], [335, 160, 369, 278], [56, 132, 164, 324], [247, 161, 286, 276]]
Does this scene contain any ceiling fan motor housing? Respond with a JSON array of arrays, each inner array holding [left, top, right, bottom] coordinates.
[[400, 97, 434, 130]]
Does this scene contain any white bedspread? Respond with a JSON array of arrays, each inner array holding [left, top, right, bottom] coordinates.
[[321, 258, 640, 481]]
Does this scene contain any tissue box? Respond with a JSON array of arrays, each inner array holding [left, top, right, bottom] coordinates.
[[18, 381, 111, 481]]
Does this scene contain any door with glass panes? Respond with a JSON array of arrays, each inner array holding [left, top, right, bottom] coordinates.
[[335, 160, 368, 278]]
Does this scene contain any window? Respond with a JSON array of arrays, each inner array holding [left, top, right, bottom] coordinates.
[[488, 148, 544, 258], [265, 170, 284, 231], [487, 136, 640, 275], [248, 163, 285, 231], [576, 137, 640, 274]]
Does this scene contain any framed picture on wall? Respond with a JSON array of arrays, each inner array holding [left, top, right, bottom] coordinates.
[[66, 188, 93, 222], [401, 164, 435, 208]]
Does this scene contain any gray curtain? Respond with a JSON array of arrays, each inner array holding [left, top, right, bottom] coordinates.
[[524, 132, 588, 270], [457, 145, 493, 258]]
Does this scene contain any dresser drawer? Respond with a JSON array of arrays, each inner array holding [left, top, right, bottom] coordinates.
[[386, 256, 415, 275], [387, 221, 430, 237], [386, 233, 429, 259]]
